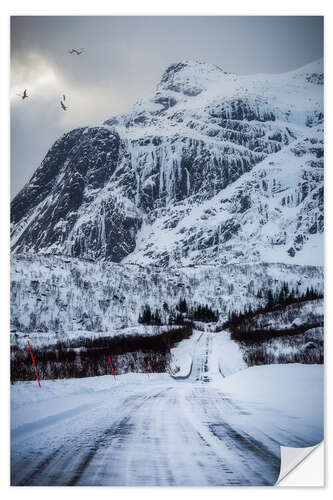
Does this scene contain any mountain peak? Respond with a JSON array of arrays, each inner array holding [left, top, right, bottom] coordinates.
[[157, 59, 227, 96]]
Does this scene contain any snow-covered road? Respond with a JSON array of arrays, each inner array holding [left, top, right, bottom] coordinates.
[[11, 330, 323, 486]]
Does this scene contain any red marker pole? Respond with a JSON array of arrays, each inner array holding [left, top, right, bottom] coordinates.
[[27, 340, 41, 388], [108, 356, 116, 380], [144, 362, 149, 378]]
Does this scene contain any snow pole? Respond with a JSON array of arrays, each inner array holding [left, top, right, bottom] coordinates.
[[108, 356, 116, 380], [27, 340, 41, 388]]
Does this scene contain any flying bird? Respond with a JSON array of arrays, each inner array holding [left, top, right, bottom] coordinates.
[[60, 100, 67, 111], [68, 48, 85, 55], [17, 89, 29, 99]]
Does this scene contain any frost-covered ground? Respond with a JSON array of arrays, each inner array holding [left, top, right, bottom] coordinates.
[[231, 298, 323, 334], [11, 329, 323, 486], [235, 325, 324, 366], [226, 298, 324, 366]]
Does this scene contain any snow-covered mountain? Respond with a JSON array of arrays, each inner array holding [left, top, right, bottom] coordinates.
[[11, 58, 324, 266]]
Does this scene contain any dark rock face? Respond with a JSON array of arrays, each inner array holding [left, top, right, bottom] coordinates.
[[209, 98, 276, 122], [160, 62, 205, 96], [128, 136, 264, 213], [11, 58, 324, 266], [11, 127, 142, 261], [11, 128, 85, 225], [70, 198, 141, 261]]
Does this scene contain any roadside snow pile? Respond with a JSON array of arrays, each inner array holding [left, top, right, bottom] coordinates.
[[170, 330, 202, 376], [220, 363, 323, 434], [214, 330, 247, 376]]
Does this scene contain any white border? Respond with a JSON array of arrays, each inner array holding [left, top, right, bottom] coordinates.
[[1, 1, 331, 497]]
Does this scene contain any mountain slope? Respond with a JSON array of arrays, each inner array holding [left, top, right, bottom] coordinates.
[[11, 59, 324, 266], [11, 253, 323, 336]]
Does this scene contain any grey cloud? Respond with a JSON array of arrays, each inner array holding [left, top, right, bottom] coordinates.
[[11, 16, 323, 198]]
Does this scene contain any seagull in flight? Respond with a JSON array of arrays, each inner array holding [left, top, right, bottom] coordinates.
[[17, 89, 29, 99], [68, 48, 85, 55]]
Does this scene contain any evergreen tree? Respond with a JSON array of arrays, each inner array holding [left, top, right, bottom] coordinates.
[[139, 305, 152, 324], [191, 303, 219, 322], [256, 289, 263, 299], [266, 289, 274, 308], [175, 313, 184, 324], [168, 311, 176, 325], [177, 298, 187, 314]]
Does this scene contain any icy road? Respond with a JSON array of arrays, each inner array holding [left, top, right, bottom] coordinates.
[[11, 330, 323, 486]]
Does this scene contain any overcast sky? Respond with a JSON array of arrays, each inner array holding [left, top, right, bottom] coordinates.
[[10, 16, 323, 199]]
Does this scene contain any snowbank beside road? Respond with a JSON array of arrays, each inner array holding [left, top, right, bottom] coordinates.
[[214, 330, 247, 376], [220, 363, 324, 434], [170, 330, 202, 376]]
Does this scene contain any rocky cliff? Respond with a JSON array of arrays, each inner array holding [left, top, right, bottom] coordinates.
[[11, 58, 324, 266]]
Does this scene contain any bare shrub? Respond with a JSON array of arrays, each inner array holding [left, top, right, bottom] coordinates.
[[10, 323, 193, 381]]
